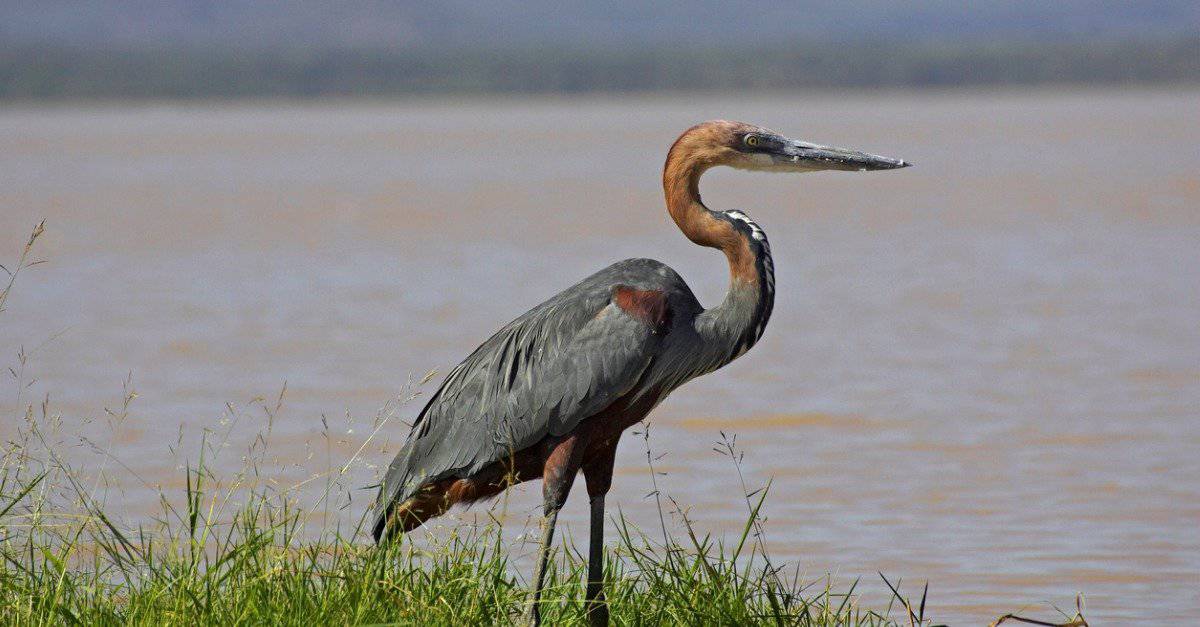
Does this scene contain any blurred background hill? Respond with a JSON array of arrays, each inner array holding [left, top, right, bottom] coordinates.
[[2, 0, 1198, 99]]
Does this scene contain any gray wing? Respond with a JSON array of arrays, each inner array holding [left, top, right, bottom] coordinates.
[[371, 260, 679, 538]]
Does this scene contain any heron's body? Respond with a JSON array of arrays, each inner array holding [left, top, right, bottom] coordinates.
[[374, 248, 771, 535], [371, 120, 906, 625]]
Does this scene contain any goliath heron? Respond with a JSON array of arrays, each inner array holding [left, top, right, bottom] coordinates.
[[372, 120, 908, 624]]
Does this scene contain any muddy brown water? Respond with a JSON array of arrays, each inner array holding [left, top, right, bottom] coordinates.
[[2, 89, 1198, 623]]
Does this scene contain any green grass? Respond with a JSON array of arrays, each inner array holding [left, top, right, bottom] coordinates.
[[0, 512, 913, 626], [0, 411, 933, 626]]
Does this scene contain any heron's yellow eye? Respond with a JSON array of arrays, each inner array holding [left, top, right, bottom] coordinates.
[[745, 135, 759, 147]]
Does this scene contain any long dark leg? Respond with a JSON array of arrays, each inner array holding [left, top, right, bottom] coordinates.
[[526, 502, 560, 625], [526, 436, 582, 626], [581, 441, 618, 627]]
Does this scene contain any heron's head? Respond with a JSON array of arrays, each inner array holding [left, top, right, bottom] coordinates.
[[667, 120, 909, 175]]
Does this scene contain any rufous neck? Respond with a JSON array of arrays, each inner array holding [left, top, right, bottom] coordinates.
[[662, 150, 758, 285], [663, 152, 718, 248]]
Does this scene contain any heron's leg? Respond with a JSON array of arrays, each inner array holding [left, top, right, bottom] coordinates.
[[525, 436, 582, 626], [582, 442, 618, 627], [526, 500, 561, 626]]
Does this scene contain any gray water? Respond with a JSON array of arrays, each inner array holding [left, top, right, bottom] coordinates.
[[2, 88, 1198, 623]]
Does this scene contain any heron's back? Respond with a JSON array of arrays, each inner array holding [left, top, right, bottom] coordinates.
[[372, 258, 699, 539]]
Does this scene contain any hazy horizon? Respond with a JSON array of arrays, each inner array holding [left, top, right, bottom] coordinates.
[[2, 2, 1198, 100]]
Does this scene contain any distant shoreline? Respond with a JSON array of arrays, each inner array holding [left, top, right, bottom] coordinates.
[[1, 82, 1196, 113], [3, 36, 1197, 102]]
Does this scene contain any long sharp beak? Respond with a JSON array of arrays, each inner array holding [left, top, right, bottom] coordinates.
[[781, 139, 910, 171]]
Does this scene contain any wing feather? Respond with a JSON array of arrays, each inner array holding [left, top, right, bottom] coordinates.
[[372, 261, 678, 538]]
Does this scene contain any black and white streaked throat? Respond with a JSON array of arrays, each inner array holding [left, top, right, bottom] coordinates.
[[724, 209, 775, 348]]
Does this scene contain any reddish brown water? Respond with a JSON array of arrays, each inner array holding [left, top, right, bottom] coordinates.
[[2, 89, 1198, 623]]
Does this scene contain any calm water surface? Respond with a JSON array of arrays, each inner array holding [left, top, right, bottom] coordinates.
[[2, 89, 1198, 623]]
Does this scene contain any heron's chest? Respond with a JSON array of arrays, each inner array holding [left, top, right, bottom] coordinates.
[[577, 384, 671, 455]]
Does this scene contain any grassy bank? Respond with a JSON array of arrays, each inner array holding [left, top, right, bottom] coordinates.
[[0, 468, 924, 625], [0, 412, 929, 626], [0, 373, 938, 626]]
